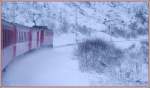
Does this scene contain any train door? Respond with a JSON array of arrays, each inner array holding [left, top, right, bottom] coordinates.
[[40, 30, 44, 46]]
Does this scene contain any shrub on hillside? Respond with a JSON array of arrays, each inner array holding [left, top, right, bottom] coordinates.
[[75, 38, 123, 73]]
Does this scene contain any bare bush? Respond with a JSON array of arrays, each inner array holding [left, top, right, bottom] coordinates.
[[75, 38, 123, 73]]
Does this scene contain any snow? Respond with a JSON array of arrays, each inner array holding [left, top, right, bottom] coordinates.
[[53, 33, 76, 47], [3, 46, 100, 86], [2, 2, 148, 86]]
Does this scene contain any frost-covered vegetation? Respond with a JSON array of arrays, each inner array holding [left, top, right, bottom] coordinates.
[[75, 38, 123, 73], [2, 2, 148, 85], [75, 38, 148, 84]]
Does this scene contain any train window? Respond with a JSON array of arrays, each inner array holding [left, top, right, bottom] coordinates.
[[3, 31, 5, 47], [22, 32, 23, 42], [18, 32, 21, 42], [4, 30, 7, 47], [26, 32, 27, 41], [17, 32, 19, 42], [24, 32, 26, 42], [6, 31, 8, 46], [9, 30, 11, 44], [24, 32, 25, 41], [7, 30, 9, 46], [25, 32, 27, 41], [23, 32, 24, 42], [8, 30, 9, 46], [5, 30, 7, 46], [8, 30, 10, 45], [21, 32, 22, 42], [22, 32, 24, 42], [21, 32, 23, 42], [19, 32, 21, 42]]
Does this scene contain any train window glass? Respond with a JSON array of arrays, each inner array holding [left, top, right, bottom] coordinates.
[[10, 30, 11, 44], [25, 32, 26, 41], [9, 30, 11, 44], [8, 30, 10, 45], [24, 32, 26, 41], [8, 30, 10, 46], [6, 31, 7, 46], [7, 30, 9, 46], [5, 31, 7, 46], [22, 32, 24, 42], [3, 31, 5, 47], [20, 32, 21, 42], [19, 32, 20, 42], [22, 32, 23, 42], [17, 32, 19, 42], [26, 32, 27, 41], [4, 31, 7, 46], [20, 32, 23, 42], [23, 32, 24, 42], [21, 32, 22, 42], [23, 32, 25, 41], [18, 32, 19, 42], [17, 32, 18, 42], [23, 32, 25, 42]]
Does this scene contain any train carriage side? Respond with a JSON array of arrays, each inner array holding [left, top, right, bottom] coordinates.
[[2, 21, 53, 70], [2, 20, 16, 70], [32, 26, 53, 47], [15, 24, 31, 57], [30, 27, 40, 50], [43, 29, 53, 47]]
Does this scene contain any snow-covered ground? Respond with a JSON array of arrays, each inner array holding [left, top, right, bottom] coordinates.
[[3, 33, 148, 86], [2, 45, 100, 86], [2, 2, 148, 86]]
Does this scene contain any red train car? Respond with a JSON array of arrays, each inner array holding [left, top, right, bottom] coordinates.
[[2, 20, 53, 70]]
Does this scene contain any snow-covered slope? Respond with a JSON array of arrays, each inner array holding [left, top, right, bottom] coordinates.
[[2, 2, 148, 85]]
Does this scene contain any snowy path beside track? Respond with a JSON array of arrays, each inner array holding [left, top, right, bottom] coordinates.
[[2, 46, 100, 86]]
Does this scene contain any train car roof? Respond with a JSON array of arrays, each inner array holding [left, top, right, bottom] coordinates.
[[2, 20, 15, 30], [32, 26, 53, 32], [2, 20, 53, 32], [2, 19, 31, 31]]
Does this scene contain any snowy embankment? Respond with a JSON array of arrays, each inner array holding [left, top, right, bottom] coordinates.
[[53, 33, 76, 47], [3, 45, 101, 86]]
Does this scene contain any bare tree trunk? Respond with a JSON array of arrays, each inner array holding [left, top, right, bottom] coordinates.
[[33, 19, 37, 26]]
